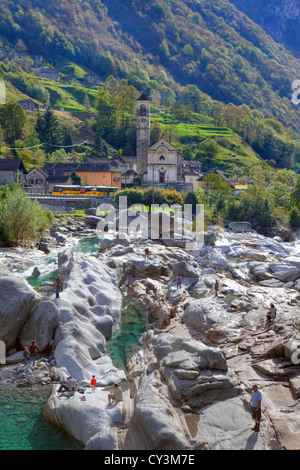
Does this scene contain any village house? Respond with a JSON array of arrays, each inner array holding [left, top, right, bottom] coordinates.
[[18, 99, 39, 111], [0, 158, 27, 185], [36, 67, 60, 82], [26, 167, 48, 186], [183, 169, 203, 191], [43, 162, 122, 190]]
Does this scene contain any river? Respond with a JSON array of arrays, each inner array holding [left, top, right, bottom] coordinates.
[[0, 235, 149, 451]]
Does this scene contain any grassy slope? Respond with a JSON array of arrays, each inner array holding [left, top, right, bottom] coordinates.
[[2, 65, 270, 173], [150, 107, 268, 172]]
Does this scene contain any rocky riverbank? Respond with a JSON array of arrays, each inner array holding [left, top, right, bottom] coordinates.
[[1, 211, 300, 450]]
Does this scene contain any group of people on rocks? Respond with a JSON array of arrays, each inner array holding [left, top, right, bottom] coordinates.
[[56, 374, 123, 406]]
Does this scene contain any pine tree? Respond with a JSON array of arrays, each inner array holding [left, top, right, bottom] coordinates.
[[35, 109, 62, 155], [63, 128, 73, 153]]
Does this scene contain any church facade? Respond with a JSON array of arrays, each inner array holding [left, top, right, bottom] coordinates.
[[136, 92, 182, 184]]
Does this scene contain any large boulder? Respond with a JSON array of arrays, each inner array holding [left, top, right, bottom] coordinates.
[[0, 276, 39, 350], [19, 300, 60, 351], [153, 334, 241, 409]]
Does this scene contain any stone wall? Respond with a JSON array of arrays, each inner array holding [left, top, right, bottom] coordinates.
[[32, 196, 115, 213]]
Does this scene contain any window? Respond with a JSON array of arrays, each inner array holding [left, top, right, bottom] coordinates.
[[159, 155, 165, 161], [93, 172, 96, 178], [103, 173, 105, 178]]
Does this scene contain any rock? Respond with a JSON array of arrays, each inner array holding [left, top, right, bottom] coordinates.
[[171, 261, 200, 280], [228, 222, 252, 232], [19, 300, 60, 351], [31, 266, 41, 278], [0, 276, 39, 350], [204, 231, 216, 246], [85, 208, 97, 216], [248, 262, 273, 280], [83, 215, 103, 227], [271, 268, 300, 282], [259, 279, 284, 287], [43, 386, 129, 450], [54, 232, 68, 244], [283, 256, 300, 269], [194, 396, 264, 450], [133, 372, 188, 450], [289, 374, 300, 398]]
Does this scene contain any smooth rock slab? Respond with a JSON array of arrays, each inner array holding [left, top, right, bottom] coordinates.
[[193, 396, 264, 450]]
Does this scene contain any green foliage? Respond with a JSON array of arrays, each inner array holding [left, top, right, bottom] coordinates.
[[0, 186, 53, 245], [289, 207, 300, 227], [70, 171, 81, 185], [0, 102, 27, 143], [114, 186, 183, 207], [35, 109, 63, 152]]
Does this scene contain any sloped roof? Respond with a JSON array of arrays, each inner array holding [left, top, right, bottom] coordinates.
[[0, 158, 27, 173], [43, 162, 120, 173], [137, 92, 150, 101], [147, 138, 177, 152], [27, 167, 48, 177], [46, 175, 71, 183]]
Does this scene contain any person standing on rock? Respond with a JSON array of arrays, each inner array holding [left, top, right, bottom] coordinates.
[[177, 274, 182, 290], [23, 347, 29, 366], [90, 375, 97, 393], [54, 273, 63, 299], [214, 279, 219, 297], [143, 248, 150, 260], [266, 303, 277, 323], [28, 340, 39, 367], [248, 384, 262, 432]]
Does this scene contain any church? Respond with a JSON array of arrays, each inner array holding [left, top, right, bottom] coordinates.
[[135, 92, 182, 185]]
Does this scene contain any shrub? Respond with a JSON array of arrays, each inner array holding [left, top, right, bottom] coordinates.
[[0, 187, 54, 245], [289, 207, 300, 227]]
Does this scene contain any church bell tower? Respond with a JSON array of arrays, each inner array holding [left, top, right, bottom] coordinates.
[[136, 92, 151, 180]]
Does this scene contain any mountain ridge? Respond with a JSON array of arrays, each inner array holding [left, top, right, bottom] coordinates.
[[1, 0, 300, 135]]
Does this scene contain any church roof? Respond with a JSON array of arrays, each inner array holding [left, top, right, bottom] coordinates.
[[137, 92, 150, 101], [147, 138, 177, 152]]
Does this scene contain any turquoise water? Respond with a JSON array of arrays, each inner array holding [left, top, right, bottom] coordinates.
[[72, 236, 101, 253], [0, 386, 83, 450], [106, 296, 151, 370], [26, 236, 100, 289], [4, 235, 149, 450]]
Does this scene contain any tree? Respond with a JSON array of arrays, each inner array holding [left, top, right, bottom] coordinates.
[[0, 103, 27, 143], [94, 87, 117, 132], [63, 127, 73, 153], [0, 187, 52, 245], [35, 109, 62, 154], [70, 172, 81, 185]]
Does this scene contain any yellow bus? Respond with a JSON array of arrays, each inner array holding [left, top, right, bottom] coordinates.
[[51, 185, 118, 197]]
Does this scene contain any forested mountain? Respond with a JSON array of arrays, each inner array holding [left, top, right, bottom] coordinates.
[[1, 0, 300, 135], [231, 0, 300, 58]]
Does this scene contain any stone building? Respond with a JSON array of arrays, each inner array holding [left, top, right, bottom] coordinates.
[[18, 99, 39, 111], [147, 138, 182, 184], [135, 92, 182, 185], [36, 68, 60, 82], [0, 159, 27, 185]]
